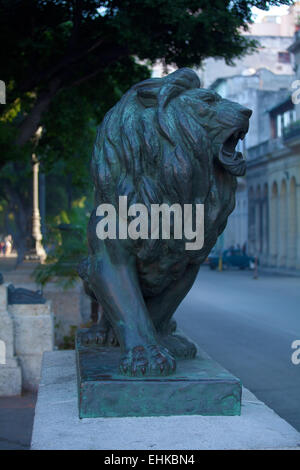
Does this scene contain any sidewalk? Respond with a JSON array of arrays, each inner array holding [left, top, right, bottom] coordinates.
[[31, 351, 300, 450], [0, 393, 37, 450]]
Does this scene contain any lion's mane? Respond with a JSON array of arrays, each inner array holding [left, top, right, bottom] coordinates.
[[90, 68, 238, 294]]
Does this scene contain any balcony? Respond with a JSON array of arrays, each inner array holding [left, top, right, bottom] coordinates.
[[282, 120, 300, 144], [247, 137, 286, 162], [247, 140, 270, 160]]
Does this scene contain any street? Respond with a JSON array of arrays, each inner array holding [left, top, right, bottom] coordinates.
[[0, 393, 36, 450], [175, 266, 300, 432], [1, 262, 299, 449]]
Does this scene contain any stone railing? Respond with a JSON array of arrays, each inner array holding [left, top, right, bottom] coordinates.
[[247, 140, 270, 160], [282, 121, 300, 142], [0, 281, 54, 395], [247, 137, 286, 162], [0, 284, 22, 396]]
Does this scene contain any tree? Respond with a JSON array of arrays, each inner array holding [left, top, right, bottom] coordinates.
[[0, 0, 293, 162], [0, 0, 293, 262], [0, 57, 150, 262]]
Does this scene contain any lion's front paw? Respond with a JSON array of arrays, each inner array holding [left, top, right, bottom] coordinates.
[[119, 344, 176, 377]]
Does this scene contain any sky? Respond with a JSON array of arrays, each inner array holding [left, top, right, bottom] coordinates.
[[252, 4, 290, 23]]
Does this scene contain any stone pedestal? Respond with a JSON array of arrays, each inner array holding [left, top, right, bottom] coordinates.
[[0, 260, 91, 348], [76, 331, 241, 418], [9, 301, 54, 391], [0, 284, 22, 396], [31, 351, 300, 450], [44, 281, 89, 346]]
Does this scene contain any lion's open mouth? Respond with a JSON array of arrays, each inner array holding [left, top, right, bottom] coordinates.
[[218, 128, 247, 177], [223, 129, 245, 154]]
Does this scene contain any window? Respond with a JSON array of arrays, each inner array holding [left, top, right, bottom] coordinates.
[[291, 109, 296, 122], [283, 111, 290, 127], [277, 114, 282, 137], [278, 52, 291, 64], [276, 109, 296, 137]]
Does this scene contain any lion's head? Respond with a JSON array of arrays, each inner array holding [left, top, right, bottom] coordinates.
[[92, 68, 251, 214]]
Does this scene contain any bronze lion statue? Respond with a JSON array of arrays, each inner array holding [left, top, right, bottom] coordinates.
[[78, 68, 251, 377]]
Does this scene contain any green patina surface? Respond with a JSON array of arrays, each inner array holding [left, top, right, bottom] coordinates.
[[76, 330, 242, 418], [78, 68, 252, 380]]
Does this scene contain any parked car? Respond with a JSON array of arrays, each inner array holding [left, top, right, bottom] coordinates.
[[208, 249, 256, 270]]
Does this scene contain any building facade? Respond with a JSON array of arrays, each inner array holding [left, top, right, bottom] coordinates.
[[200, 35, 294, 88], [245, 32, 300, 270], [151, 6, 300, 269], [211, 69, 295, 255], [247, 108, 300, 270]]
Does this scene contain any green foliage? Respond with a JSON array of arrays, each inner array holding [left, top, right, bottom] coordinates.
[[60, 325, 78, 350], [33, 198, 90, 288], [0, 1, 293, 94], [0, 0, 293, 266], [37, 57, 150, 185], [0, 112, 32, 168], [0, 0, 293, 170]]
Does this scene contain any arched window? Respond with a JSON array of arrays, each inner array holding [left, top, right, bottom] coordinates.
[[279, 180, 287, 267], [262, 183, 269, 256], [288, 177, 297, 267], [270, 182, 279, 265], [248, 187, 255, 254], [255, 185, 262, 254]]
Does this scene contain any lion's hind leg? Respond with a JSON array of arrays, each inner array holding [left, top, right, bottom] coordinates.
[[159, 334, 197, 359], [80, 312, 119, 346], [78, 262, 119, 346]]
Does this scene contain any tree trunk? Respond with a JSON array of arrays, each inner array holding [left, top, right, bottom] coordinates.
[[16, 78, 61, 147]]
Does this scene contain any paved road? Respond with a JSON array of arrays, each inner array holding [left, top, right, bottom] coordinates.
[[175, 266, 300, 432], [0, 259, 299, 446], [0, 393, 36, 450]]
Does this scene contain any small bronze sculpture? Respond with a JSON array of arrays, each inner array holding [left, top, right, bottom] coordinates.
[[78, 68, 251, 378], [7, 284, 46, 304]]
